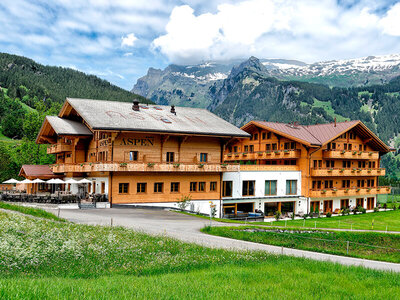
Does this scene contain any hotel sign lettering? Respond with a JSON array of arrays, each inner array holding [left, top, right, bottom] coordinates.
[[120, 137, 155, 146]]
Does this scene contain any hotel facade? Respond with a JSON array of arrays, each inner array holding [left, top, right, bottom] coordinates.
[[32, 98, 391, 216]]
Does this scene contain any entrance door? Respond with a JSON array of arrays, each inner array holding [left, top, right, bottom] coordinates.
[[356, 198, 363, 208], [340, 199, 349, 210], [324, 200, 333, 214], [101, 182, 105, 194], [367, 197, 374, 210], [310, 201, 320, 213]]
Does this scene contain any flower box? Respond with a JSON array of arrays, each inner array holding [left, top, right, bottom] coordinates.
[[173, 163, 180, 168], [341, 150, 346, 154], [147, 163, 155, 167], [198, 164, 205, 168], [120, 163, 127, 167]]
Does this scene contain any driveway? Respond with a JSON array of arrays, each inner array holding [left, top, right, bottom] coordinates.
[[54, 207, 400, 272]]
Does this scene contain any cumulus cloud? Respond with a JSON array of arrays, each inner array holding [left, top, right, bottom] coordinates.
[[153, 0, 400, 64], [121, 33, 138, 47]]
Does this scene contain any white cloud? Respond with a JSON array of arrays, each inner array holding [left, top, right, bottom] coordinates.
[[153, 0, 400, 64], [380, 3, 400, 36], [123, 52, 133, 56], [121, 33, 138, 47]]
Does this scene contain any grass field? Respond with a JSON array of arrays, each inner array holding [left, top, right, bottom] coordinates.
[[0, 202, 65, 222], [1, 210, 400, 298], [203, 226, 400, 263], [267, 210, 400, 231], [312, 98, 349, 122]]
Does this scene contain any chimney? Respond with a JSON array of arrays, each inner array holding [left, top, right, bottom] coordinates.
[[170, 105, 176, 115], [334, 117, 337, 127], [132, 100, 140, 111]]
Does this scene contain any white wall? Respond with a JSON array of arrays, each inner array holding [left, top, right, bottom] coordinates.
[[311, 195, 376, 212], [64, 177, 109, 195], [222, 170, 302, 199]]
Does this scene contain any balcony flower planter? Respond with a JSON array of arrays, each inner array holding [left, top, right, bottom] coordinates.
[[369, 152, 373, 156], [173, 163, 180, 168], [345, 188, 349, 193], [120, 163, 127, 167], [266, 151, 271, 155], [341, 150, 346, 154], [332, 188, 337, 193], [358, 151, 362, 155], [80, 163, 84, 167], [387, 187, 390, 191], [147, 163, 155, 167], [220, 163, 227, 168], [352, 151, 357, 155], [227, 153, 232, 157], [198, 164, 205, 168], [284, 150, 289, 154], [352, 168, 357, 172], [321, 189, 327, 194], [340, 169, 345, 172], [328, 168, 333, 172], [356, 188, 361, 192], [377, 169, 382, 173], [377, 188, 381, 191], [234, 153, 240, 157], [357, 169, 362, 172], [274, 150, 280, 154], [257, 151, 263, 156], [368, 169, 372, 173], [242, 152, 248, 156], [367, 188, 372, 192]]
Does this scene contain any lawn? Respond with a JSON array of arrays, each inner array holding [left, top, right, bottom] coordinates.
[[0, 211, 400, 299], [203, 226, 400, 263], [0, 201, 65, 222], [267, 209, 400, 231]]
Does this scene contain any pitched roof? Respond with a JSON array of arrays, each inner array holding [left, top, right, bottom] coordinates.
[[19, 165, 58, 178], [244, 120, 390, 152], [46, 116, 93, 136], [61, 98, 249, 137]]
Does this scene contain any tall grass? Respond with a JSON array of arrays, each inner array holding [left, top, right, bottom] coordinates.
[[0, 202, 65, 222]]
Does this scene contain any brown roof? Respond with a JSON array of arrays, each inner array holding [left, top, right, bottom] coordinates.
[[19, 165, 58, 178], [243, 120, 390, 152]]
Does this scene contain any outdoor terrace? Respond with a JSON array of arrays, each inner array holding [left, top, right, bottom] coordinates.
[[322, 150, 379, 160], [51, 162, 239, 173], [224, 149, 301, 161], [309, 186, 391, 198], [311, 168, 385, 177]]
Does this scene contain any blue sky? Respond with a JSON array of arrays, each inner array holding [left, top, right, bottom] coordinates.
[[1, 0, 400, 90]]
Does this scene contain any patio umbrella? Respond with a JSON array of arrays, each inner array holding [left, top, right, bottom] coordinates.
[[32, 178, 45, 183], [3, 178, 20, 184], [78, 178, 91, 184], [64, 178, 78, 184], [20, 179, 33, 184], [52, 178, 65, 184]]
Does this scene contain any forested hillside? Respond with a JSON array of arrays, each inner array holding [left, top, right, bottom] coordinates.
[[0, 53, 152, 182]]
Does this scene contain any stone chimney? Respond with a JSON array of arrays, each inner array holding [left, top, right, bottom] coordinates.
[[132, 100, 140, 111], [170, 105, 176, 115]]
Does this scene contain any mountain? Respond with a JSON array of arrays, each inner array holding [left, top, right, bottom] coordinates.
[[133, 54, 400, 110], [0, 52, 150, 104]]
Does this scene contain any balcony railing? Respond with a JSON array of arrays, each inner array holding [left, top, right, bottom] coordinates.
[[311, 168, 385, 177], [51, 162, 239, 173], [309, 186, 391, 198], [47, 143, 74, 154], [240, 164, 300, 171], [224, 149, 301, 161], [322, 150, 379, 160]]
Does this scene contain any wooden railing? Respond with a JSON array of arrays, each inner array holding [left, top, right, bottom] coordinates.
[[322, 150, 379, 160], [224, 149, 301, 161], [311, 168, 385, 177], [47, 143, 73, 154], [309, 186, 391, 198], [51, 162, 240, 173], [240, 164, 300, 171]]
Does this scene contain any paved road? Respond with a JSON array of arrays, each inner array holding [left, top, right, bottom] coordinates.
[[52, 207, 400, 273]]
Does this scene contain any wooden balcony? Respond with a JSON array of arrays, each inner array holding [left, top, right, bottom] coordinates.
[[309, 186, 391, 198], [240, 165, 300, 171], [311, 168, 385, 177], [47, 143, 73, 154], [224, 149, 301, 161], [322, 150, 379, 160], [51, 162, 240, 173]]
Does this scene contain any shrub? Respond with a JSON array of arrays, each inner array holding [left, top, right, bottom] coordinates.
[[274, 210, 281, 221], [326, 212, 332, 218], [374, 207, 379, 212], [177, 195, 192, 210]]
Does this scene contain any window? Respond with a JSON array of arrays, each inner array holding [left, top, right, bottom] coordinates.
[[272, 143, 277, 150], [359, 144, 363, 150], [242, 180, 255, 196], [348, 144, 352, 150], [154, 182, 163, 193], [266, 144, 271, 151], [200, 153, 208, 162], [326, 160, 335, 168], [244, 145, 249, 152], [130, 151, 138, 161], [254, 134, 258, 140], [342, 180, 350, 188], [344, 143, 348, 150], [249, 145, 254, 153], [210, 182, 217, 191], [366, 179, 375, 187], [267, 132, 272, 139], [324, 180, 333, 188], [171, 182, 179, 192], [312, 180, 322, 189], [137, 183, 146, 193], [286, 180, 297, 195], [190, 182, 197, 192], [262, 132, 266, 140], [234, 146, 238, 152], [313, 160, 322, 168], [265, 180, 277, 195], [119, 183, 129, 194], [198, 182, 205, 192], [222, 181, 233, 197], [166, 152, 174, 163], [358, 161, 366, 168], [284, 142, 296, 150], [327, 142, 336, 150], [357, 180, 365, 187], [343, 161, 351, 168]]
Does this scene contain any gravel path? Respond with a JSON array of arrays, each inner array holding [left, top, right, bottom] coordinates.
[[49, 207, 400, 273]]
